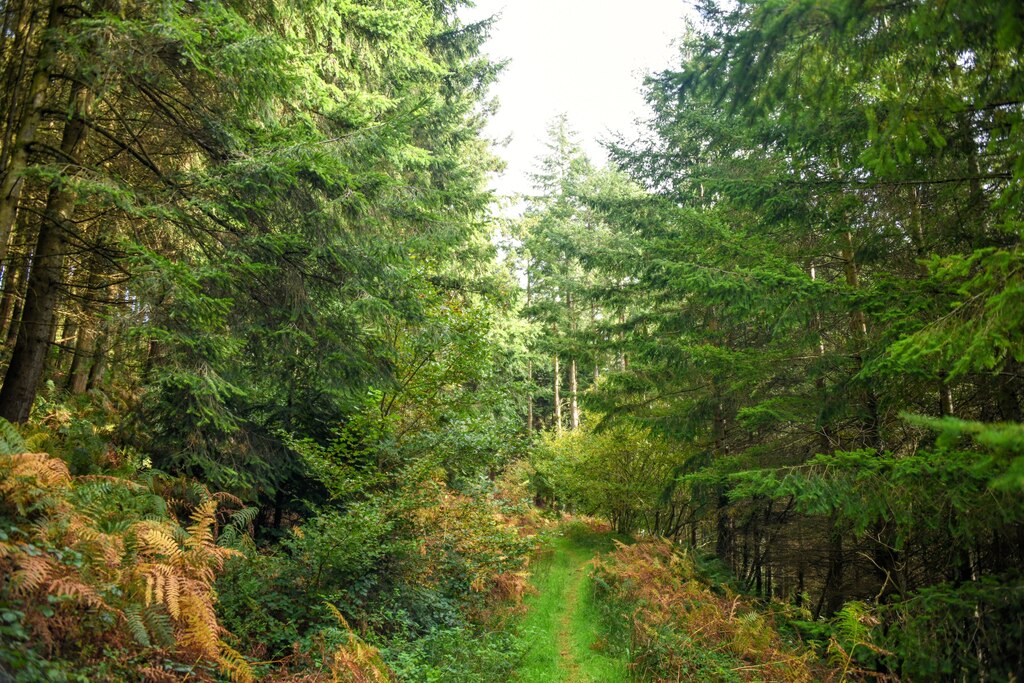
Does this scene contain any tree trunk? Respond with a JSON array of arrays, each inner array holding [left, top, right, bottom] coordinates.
[[526, 359, 533, 435], [55, 315, 77, 374], [816, 521, 845, 618], [0, 0, 64, 269], [569, 357, 579, 429], [0, 247, 27, 339], [4, 250, 30, 347], [526, 264, 533, 435], [86, 329, 109, 390], [939, 371, 954, 417], [842, 231, 883, 450], [66, 323, 94, 394], [713, 395, 732, 566], [0, 81, 92, 423], [553, 354, 561, 434], [0, 1, 38, 172]]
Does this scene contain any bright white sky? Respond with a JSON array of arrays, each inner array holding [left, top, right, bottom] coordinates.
[[458, 1, 692, 203]]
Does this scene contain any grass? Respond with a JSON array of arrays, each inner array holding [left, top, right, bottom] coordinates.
[[515, 523, 630, 683]]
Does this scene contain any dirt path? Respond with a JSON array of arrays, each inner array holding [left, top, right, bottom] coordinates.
[[515, 526, 628, 682]]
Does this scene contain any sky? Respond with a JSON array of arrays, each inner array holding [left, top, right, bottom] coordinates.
[[458, 1, 692, 204]]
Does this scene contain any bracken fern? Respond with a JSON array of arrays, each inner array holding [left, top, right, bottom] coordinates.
[[0, 445, 253, 682]]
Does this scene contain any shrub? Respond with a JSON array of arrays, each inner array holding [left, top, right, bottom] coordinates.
[[216, 475, 534, 681]]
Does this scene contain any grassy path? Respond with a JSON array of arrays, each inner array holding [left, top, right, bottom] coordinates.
[[515, 526, 629, 683]]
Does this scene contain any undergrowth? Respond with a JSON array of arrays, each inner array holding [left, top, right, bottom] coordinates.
[[591, 539, 833, 682], [0, 408, 544, 682]]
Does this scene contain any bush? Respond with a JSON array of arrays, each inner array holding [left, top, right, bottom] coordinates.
[[215, 475, 534, 681]]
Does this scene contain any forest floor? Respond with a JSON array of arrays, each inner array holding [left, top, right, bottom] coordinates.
[[515, 526, 630, 682]]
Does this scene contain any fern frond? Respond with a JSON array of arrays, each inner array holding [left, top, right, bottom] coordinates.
[[135, 524, 183, 561], [138, 563, 181, 618], [185, 499, 218, 552], [11, 554, 54, 594], [325, 601, 351, 630], [126, 606, 151, 646], [139, 667, 178, 683], [48, 577, 110, 611], [186, 481, 212, 505], [0, 419, 26, 455], [212, 491, 244, 509], [77, 474, 148, 492], [2, 452, 71, 487], [230, 506, 258, 528], [177, 593, 221, 658], [218, 642, 255, 683], [143, 605, 175, 649]]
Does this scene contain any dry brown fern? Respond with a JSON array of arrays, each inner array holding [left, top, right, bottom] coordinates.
[[0, 450, 253, 682], [323, 603, 396, 683]]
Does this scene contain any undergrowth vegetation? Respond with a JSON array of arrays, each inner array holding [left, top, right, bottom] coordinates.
[[0, 425, 253, 682], [591, 540, 829, 683], [0, 405, 544, 682]]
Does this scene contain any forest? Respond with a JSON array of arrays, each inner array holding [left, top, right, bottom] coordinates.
[[0, 0, 1021, 681]]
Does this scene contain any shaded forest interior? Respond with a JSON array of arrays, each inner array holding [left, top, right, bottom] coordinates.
[[1, 0, 1023, 681]]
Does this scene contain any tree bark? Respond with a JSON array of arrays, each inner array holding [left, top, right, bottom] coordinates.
[[0, 246, 28, 339], [0, 81, 92, 422], [0, 0, 64, 269], [569, 357, 579, 429], [526, 263, 533, 435], [553, 354, 561, 435], [526, 359, 533, 435], [4, 249, 30, 348], [86, 328, 109, 390]]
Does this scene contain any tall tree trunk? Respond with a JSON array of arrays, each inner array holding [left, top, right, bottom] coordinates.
[[0, 0, 64, 269], [56, 314, 76, 373], [526, 359, 533, 435], [566, 290, 579, 429], [4, 249, 30, 348], [910, 186, 955, 418], [0, 1, 37, 172], [65, 324, 94, 394], [713, 393, 733, 567], [0, 81, 91, 422], [809, 262, 832, 453], [63, 254, 102, 393], [816, 522, 845, 618], [553, 354, 561, 435], [526, 263, 533, 435], [0, 245, 27, 339], [842, 231, 882, 450], [569, 358, 579, 429], [86, 328, 109, 390]]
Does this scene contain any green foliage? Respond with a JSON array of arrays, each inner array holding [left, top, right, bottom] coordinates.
[[531, 420, 687, 535], [216, 466, 533, 679], [382, 626, 522, 683], [509, 2, 1024, 680], [876, 577, 1024, 680]]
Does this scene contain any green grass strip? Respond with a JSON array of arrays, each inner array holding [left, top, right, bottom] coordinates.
[[516, 525, 629, 682]]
